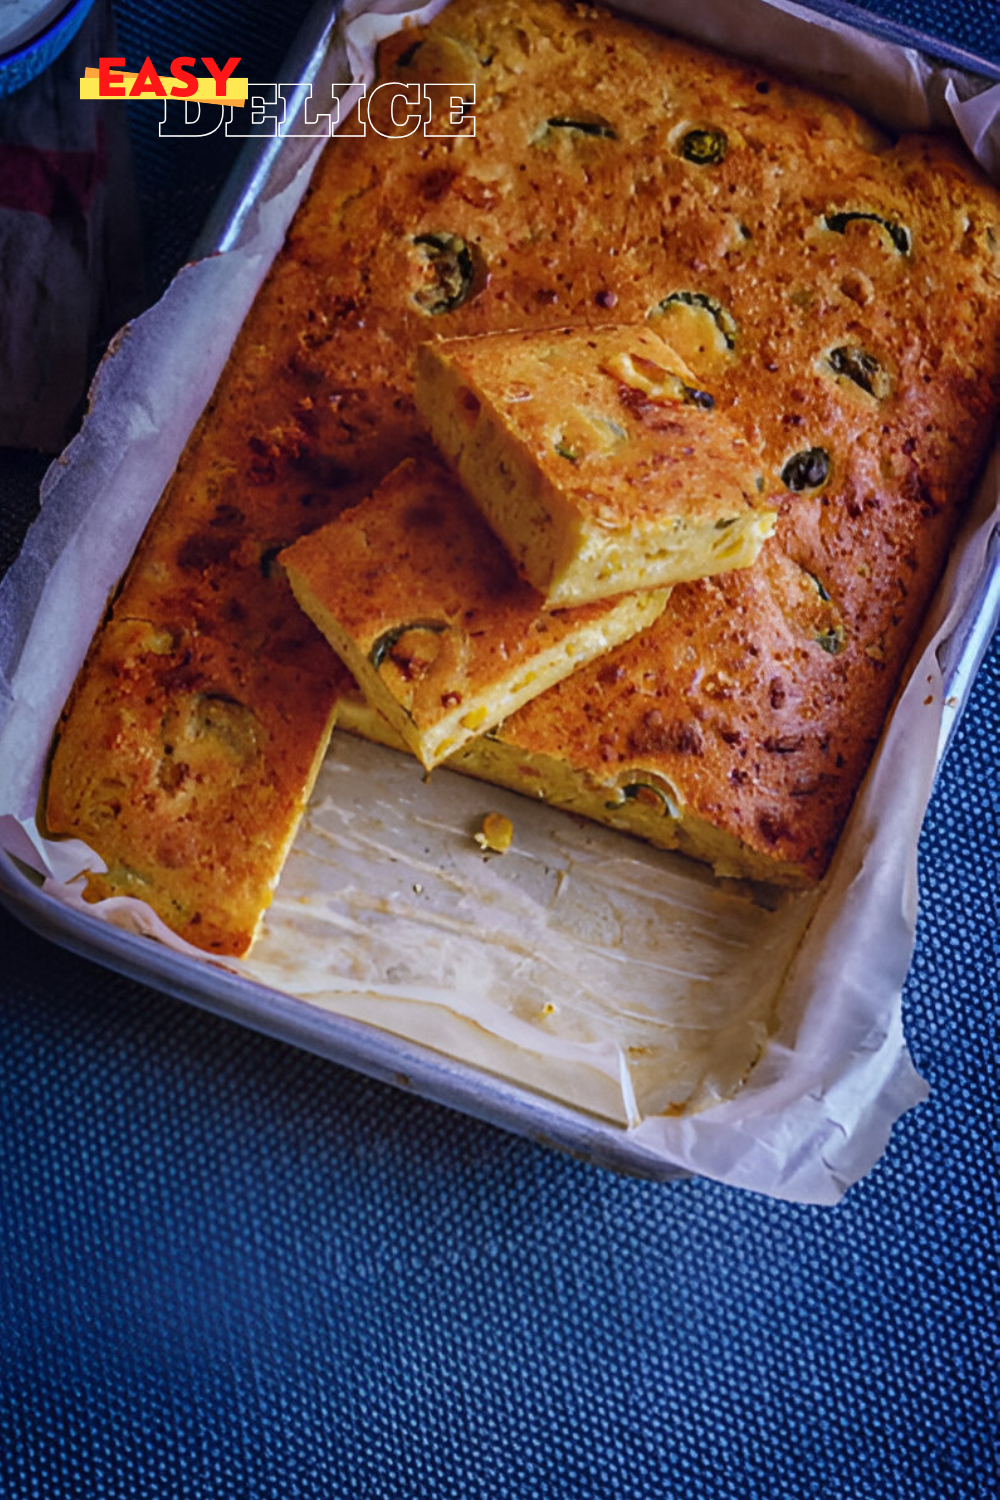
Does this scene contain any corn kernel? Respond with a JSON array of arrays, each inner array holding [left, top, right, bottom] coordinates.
[[474, 812, 513, 853]]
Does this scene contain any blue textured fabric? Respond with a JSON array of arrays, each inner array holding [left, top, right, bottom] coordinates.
[[1, 3, 998, 1496], [842, 0, 1000, 62]]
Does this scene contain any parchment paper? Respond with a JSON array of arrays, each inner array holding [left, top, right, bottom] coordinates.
[[1, 0, 998, 1203]]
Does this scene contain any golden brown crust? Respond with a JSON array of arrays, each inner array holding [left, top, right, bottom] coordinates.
[[284, 0, 1000, 877], [469, 548, 862, 881], [45, 0, 1000, 940], [418, 325, 759, 527], [415, 324, 774, 604], [280, 455, 667, 767], [46, 616, 345, 954]]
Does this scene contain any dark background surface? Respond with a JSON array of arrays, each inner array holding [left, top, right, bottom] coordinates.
[[1, 2, 998, 1496]]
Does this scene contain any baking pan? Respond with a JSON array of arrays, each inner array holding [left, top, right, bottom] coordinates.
[[2, 0, 999, 1199]]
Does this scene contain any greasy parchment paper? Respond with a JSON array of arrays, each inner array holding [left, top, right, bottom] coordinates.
[[1, 0, 999, 1203]]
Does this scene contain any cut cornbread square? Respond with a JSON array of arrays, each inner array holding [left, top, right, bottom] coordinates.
[[415, 324, 776, 608], [336, 675, 809, 890], [280, 456, 668, 771], [446, 540, 855, 887], [336, 538, 858, 888], [45, 615, 345, 956]]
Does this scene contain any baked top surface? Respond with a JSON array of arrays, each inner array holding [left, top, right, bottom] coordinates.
[[45, 0, 1000, 933], [45, 615, 346, 955], [477, 548, 861, 879], [279, 454, 666, 764], [281, 0, 1000, 877]]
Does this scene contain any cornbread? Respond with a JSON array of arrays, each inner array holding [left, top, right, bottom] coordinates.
[[46, 615, 344, 954], [280, 456, 667, 769], [416, 325, 775, 605], [336, 546, 842, 884], [45, 0, 1000, 951], [447, 550, 852, 885]]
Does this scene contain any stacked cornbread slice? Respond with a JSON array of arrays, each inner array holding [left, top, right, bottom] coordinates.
[[281, 325, 771, 771], [43, 0, 1000, 955], [280, 453, 674, 770], [415, 325, 775, 606]]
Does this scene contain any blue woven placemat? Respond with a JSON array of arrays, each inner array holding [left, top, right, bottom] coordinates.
[[1, 3, 998, 1495], [839, 0, 1000, 60]]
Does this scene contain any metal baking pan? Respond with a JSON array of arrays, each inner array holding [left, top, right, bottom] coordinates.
[[2, 0, 999, 1189]]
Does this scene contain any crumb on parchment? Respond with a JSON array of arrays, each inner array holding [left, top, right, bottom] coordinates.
[[474, 812, 513, 853]]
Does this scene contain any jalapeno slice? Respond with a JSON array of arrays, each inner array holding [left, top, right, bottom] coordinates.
[[681, 384, 715, 410], [412, 232, 477, 315], [370, 621, 449, 671], [781, 447, 831, 491], [815, 625, 846, 655], [824, 211, 910, 256], [546, 116, 617, 139], [652, 290, 738, 350], [605, 782, 676, 816], [680, 128, 727, 165], [827, 345, 888, 398]]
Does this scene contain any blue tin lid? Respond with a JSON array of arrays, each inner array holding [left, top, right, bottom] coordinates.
[[0, 0, 97, 96]]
